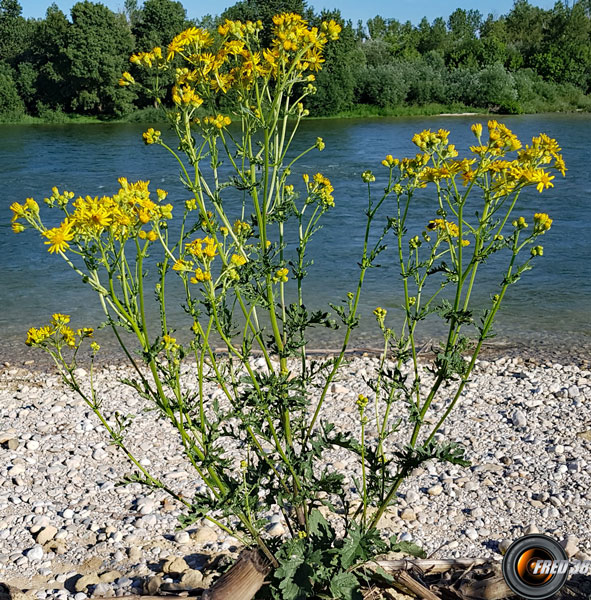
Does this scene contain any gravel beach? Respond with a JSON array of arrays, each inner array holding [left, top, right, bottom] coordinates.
[[1, 352, 591, 599]]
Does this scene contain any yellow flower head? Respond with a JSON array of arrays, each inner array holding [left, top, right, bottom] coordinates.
[[512, 216, 528, 229], [533, 213, 552, 233], [190, 268, 211, 283], [471, 123, 483, 138], [143, 128, 161, 145], [162, 334, 177, 349], [118, 71, 135, 86], [273, 267, 289, 283], [356, 393, 369, 411], [231, 253, 247, 267], [43, 220, 74, 254]]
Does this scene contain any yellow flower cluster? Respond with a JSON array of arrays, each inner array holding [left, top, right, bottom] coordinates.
[[427, 219, 470, 246], [356, 393, 369, 411], [533, 212, 553, 233], [233, 219, 251, 237], [512, 216, 528, 229], [143, 128, 161, 145], [199, 114, 232, 129], [412, 128, 451, 152], [380, 123, 565, 202], [273, 267, 289, 283], [10, 198, 40, 233], [303, 172, 334, 207], [130, 47, 165, 69], [184, 236, 220, 284], [14, 179, 174, 254], [26, 314, 93, 349], [121, 13, 341, 114]]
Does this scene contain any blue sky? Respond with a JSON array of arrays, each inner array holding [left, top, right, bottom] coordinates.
[[21, 0, 559, 24]]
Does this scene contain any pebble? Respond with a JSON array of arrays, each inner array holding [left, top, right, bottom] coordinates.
[[163, 556, 190, 574], [267, 522, 286, 537], [512, 410, 527, 428], [427, 485, 443, 497], [191, 526, 218, 544], [174, 531, 190, 544], [127, 546, 142, 562], [400, 508, 416, 521], [36, 526, 58, 545], [25, 545, 44, 561]]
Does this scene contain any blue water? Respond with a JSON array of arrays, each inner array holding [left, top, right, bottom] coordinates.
[[1, 114, 590, 360]]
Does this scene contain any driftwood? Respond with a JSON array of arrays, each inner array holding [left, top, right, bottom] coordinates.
[[456, 573, 513, 600], [201, 549, 271, 600], [390, 571, 441, 600], [375, 558, 489, 575]]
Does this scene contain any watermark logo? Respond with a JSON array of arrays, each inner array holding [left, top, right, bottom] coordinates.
[[502, 534, 589, 599]]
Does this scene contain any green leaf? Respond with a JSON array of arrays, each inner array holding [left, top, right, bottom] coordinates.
[[329, 571, 362, 600], [390, 538, 427, 558]]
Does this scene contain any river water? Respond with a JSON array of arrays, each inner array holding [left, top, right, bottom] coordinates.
[[1, 114, 589, 363]]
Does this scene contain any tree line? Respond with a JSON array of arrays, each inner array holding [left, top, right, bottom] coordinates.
[[1, 0, 590, 122]]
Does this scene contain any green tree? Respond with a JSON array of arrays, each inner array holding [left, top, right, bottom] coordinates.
[[132, 0, 187, 50], [66, 1, 135, 116], [306, 9, 359, 115], [0, 0, 28, 66], [0, 62, 24, 118], [27, 4, 72, 114]]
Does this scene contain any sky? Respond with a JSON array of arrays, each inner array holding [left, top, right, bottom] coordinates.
[[20, 0, 560, 25]]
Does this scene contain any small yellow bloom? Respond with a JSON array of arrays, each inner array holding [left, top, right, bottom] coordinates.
[[356, 393, 369, 411], [361, 170, 375, 183], [190, 268, 211, 283], [273, 267, 289, 283], [531, 245, 544, 257], [471, 123, 483, 138], [118, 71, 135, 86], [533, 213, 552, 232], [231, 254, 247, 267], [512, 216, 528, 229], [142, 128, 161, 145], [90, 342, 100, 353], [163, 334, 177, 349], [315, 137, 325, 151], [43, 221, 74, 254]]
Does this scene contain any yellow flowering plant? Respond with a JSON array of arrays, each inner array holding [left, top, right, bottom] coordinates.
[[349, 122, 565, 532], [10, 14, 413, 599], [10, 13, 566, 597]]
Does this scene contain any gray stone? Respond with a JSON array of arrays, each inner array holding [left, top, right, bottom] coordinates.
[[524, 523, 539, 535], [190, 526, 217, 544], [560, 535, 579, 558], [25, 545, 44, 561], [127, 546, 142, 562], [267, 522, 285, 537], [179, 570, 203, 589], [91, 582, 114, 598], [174, 531, 190, 544], [162, 556, 190, 575], [512, 410, 527, 428], [99, 571, 122, 583], [400, 508, 416, 521]]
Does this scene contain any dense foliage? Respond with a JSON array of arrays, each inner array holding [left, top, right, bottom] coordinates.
[[1, 0, 591, 121]]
